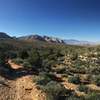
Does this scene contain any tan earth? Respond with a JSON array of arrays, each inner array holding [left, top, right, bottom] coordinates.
[[8, 60, 23, 69], [0, 61, 46, 100], [0, 60, 100, 100]]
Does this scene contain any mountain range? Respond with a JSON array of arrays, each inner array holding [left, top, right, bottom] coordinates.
[[0, 32, 97, 45], [18, 35, 65, 44], [0, 32, 12, 39]]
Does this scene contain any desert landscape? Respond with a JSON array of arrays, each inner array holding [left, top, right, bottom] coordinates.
[[0, 32, 100, 100]]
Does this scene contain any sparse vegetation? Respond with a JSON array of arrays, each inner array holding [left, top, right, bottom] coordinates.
[[68, 75, 81, 84], [95, 75, 100, 86], [12, 58, 23, 65], [78, 85, 89, 93], [0, 38, 100, 100]]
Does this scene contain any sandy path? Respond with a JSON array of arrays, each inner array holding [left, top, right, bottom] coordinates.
[[0, 60, 46, 100], [15, 75, 46, 100], [8, 60, 23, 69]]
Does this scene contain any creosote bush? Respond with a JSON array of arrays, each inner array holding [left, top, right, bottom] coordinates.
[[95, 75, 100, 86], [12, 58, 23, 65], [39, 81, 69, 100], [68, 75, 81, 84], [78, 85, 89, 93], [22, 61, 31, 68], [85, 93, 100, 100]]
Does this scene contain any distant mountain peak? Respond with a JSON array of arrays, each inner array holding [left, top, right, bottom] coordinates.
[[0, 32, 95, 45], [64, 39, 95, 45], [18, 34, 97, 45], [0, 32, 11, 39], [18, 34, 65, 44]]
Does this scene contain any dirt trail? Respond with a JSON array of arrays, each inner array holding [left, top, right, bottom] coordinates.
[[14, 75, 46, 100], [8, 60, 23, 69], [0, 60, 46, 100]]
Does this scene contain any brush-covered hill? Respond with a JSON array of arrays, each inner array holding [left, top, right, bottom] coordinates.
[[0, 32, 12, 39], [0, 32, 100, 100]]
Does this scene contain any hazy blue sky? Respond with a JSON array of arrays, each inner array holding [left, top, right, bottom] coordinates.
[[0, 0, 100, 41]]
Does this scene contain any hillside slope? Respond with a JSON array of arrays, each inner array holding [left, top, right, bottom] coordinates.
[[0, 61, 46, 100], [0, 32, 11, 39]]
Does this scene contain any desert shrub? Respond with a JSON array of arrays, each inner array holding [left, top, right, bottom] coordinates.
[[66, 96, 84, 100], [39, 81, 68, 100], [68, 75, 81, 84], [33, 73, 69, 100], [28, 49, 41, 67], [35, 72, 63, 86], [78, 85, 89, 93], [0, 58, 5, 66], [52, 66, 66, 74], [12, 58, 23, 65], [85, 93, 100, 100], [48, 54, 58, 60], [5, 51, 17, 59], [33, 72, 52, 86], [40, 48, 53, 59], [74, 59, 87, 69], [95, 75, 100, 86], [84, 74, 92, 84], [37, 74, 51, 86], [71, 67, 86, 74], [0, 52, 6, 66], [71, 52, 78, 61], [22, 61, 31, 68], [18, 50, 29, 59], [42, 59, 56, 72], [62, 74, 68, 78], [90, 67, 100, 75]]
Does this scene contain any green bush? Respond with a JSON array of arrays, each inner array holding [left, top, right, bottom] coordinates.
[[0, 58, 5, 66], [39, 81, 68, 100], [33, 72, 52, 86], [89, 67, 100, 75], [66, 96, 84, 100], [22, 61, 31, 68], [78, 85, 89, 93], [85, 93, 100, 100], [95, 76, 100, 86], [28, 49, 41, 67], [0, 52, 6, 66], [6, 51, 17, 59], [68, 75, 81, 84], [71, 52, 78, 61], [37, 73, 51, 86], [18, 50, 29, 59], [12, 58, 23, 65], [42, 59, 56, 72]]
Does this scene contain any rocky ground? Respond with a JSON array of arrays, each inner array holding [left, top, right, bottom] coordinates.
[[0, 60, 100, 100], [0, 61, 46, 100]]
